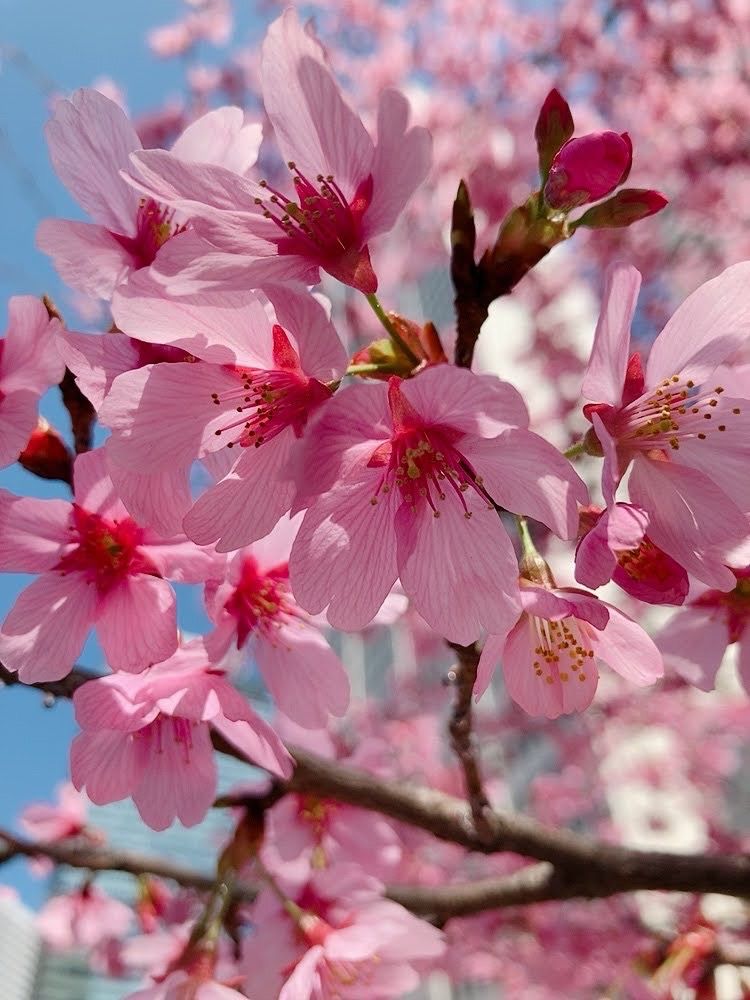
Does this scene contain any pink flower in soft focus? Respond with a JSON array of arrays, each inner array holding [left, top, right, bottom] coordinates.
[[101, 280, 346, 544], [0, 449, 217, 682], [37, 885, 132, 951], [657, 568, 750, 694], [70, 640, 293, 830], [37, 88, 261, 300], [19, 782, 87, 842], [582, 261, 750, 590], [241, 866, 444, 1000], [0, 296, 64, 469], [476, 579, 663, 718], [575, 502, 689, 606], [205, 516, 349, 729], [126, 971, 245, 1000], [124, 8, 431, 294], [544, 131, 632, 210], [290, 365, 587, 643]]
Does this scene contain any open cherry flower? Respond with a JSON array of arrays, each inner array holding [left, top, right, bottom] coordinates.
[[70, 640, 293, 831], [204, 516, 349, 730], [290, 364, 587, 644], [582, 261, 750, 590], [37, 88, 261, 301], [122, 8, 432, 294], [101, 279, 346, 545], [0, 449, 218, 681]]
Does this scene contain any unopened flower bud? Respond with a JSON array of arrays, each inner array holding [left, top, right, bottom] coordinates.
[[544, 132, 633, 211], [18, 421, 73, 484]]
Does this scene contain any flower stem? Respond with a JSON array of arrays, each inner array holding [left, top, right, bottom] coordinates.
[[364, 292, 420, 367], [563, 439, 586, 460]]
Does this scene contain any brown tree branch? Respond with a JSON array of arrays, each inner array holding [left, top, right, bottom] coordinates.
[[6, 664, 750, 906]]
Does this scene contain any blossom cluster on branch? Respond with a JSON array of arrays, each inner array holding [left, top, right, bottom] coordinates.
[[3, 2, 750, 998]]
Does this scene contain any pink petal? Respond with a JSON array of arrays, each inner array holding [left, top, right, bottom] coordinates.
[[396, 496, 521, 645], [736, 638, 750, 697], [589, 602, 664, 685], [278, 945, 323, 1000], [212, 714, 293, 779], [72, 448, 127, 519], [0, 490, 70, 571], [575, 517, 619, 590], [140, 535, 221, 584], [45, 88, 141, 233], [364, 88, 432, 238], [629, 457, 749, 590], [112, 273, 275, 368], [170, 106, 262, 175], [591, 411, 622, 505], [582, 263, 640, 405], [465, 430, 588, 539], [255, 624, 350, 729], [0, 391, 39, 469], [70, 728, 146, 805], [36, 219, 136, 299], [58, 329, 141, 411], [134, 722, 216, 830], [73, 673, 153, 731], [399, 364, 529, 437], [670, 398, 750, 512], [96, 576, 178, 672], [647, 262, 750, 385], [0, 573, 97, 682], [0, 296, 64, 394], [475, 633, 508, 701], [656, 608, 728, 691], [261, 9, 374, 199], [290, 477, 399, 631], [264, 284, 348, 382], [106, 460, 193, 539]]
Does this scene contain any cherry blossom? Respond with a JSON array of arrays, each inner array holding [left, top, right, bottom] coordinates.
[[0, 296, 64, 470], [37, 88, 261, 300], [476, 579, 664, 718], [0, 449, 217, 681], [70, 640, 293, 830], [582, 261, 750, 589], [124, 8, 431, 294], [37, 885, 132, 952], [19, 782, 88, 842], [290, 365, 587, 643]]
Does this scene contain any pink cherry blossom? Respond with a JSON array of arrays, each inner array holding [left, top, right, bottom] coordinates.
[[0, 296, 64, 469], [582, 261, 750, 590], [70, 640, 293, 830], [126, 971, 245, 1000], [205, 516, 349, 729], [0, 449, 217, 681], [290, 365, 587, 643], [657, 568, 750, 694], [19, 782, 87, 842], [37, 885, 132, 951], [241, 866, 444, 1000], [544, 131, 632, 210], [476, 580, 664, 718], [124, 9, 432, 294], [575, 503, 689, 605], [101, 281, 346, 544], [37, 88, 261, 300]]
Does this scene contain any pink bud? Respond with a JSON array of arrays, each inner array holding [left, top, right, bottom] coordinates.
[[544, 132, 633, 211]]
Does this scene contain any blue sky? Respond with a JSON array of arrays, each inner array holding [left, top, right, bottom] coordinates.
[[0, 0, 263, 906]]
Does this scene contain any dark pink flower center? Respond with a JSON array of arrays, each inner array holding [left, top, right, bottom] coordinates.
[[613, 537, 689, 604], [599, 374, 742, 455], [55, 505, 159, 594], [211, 325, 332, 451], [530, 614, 595, 687], [369, 427, 493, 519], [111, 197, 186, 269], [693, 569, 750, 643], [255, 163, 372, 262], [224, 558, 302, 648]]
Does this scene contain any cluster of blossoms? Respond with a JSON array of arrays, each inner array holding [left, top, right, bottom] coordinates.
[[4, 3, 750, 998]]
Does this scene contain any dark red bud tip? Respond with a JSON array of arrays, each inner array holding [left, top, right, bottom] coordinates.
[[535, 88, 575, 183], [19, 424, 73, 484]]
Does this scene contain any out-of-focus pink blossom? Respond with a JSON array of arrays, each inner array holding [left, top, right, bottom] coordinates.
[[476, 579, 663, 718], [37, 885, 132, 952], [70, 640, 293, 830], [125, 9, 432, 294], [0, 296, 64, 470], [19, 782, 87, 842], [290, 365, 587, 643]]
